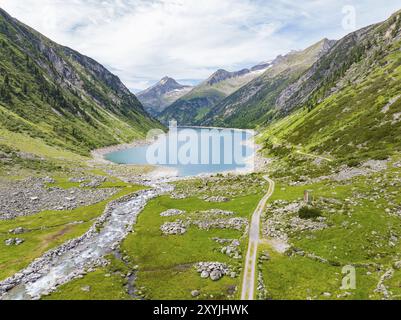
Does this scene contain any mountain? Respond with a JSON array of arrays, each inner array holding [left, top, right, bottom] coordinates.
[[258, 9, 401, 162], [137, 77, 193, 116], [0, 8, 162, 156], [158, 62, 272, 125], [201, 38, 336, 128]]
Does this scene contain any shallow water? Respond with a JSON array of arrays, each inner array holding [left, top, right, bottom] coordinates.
[[105, 127, 255, 177]]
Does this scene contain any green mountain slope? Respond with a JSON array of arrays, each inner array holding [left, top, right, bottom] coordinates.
[[259, 10, 401, 163], [0, 8, 162, 156], [158, 63, 271, 125], [201, 39, 335, 128]]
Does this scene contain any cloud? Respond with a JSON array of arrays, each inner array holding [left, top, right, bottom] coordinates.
[[0, 0, 400, 91]]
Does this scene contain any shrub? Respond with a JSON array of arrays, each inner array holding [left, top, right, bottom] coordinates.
[[347, 159, 361, 167], [298, 206, 322, 220]]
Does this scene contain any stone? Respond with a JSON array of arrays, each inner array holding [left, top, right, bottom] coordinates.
[[9, 227, 25, 235], [210, 270, 223, 281], [14, 238, 24, 245], [204, 196, 230, 203], [191, 290, 200, 297], [4, 239, 14, 246], [5, 238, 24, 246], [160, 209, 185, 217], [200, 271, 210, 279], [81, 286, 91, 292], [160, 220, 187, 235], [43, 177, 55, 183]]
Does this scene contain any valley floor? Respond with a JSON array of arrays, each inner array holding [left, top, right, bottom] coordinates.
[[0, 132, 400, 300]]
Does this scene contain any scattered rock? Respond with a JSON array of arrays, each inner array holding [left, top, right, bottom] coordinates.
[[210, 270, 223, 281], [43, 177, 55, 184], [197, 209, 235, 216], [160, 220, 187, 235], [69, 177, 86, 183], [203, 196, 230, 203], [81, 285, 91, 292], [160, 209, 186, 217], [191, 290, 200, 297], [193, 217, 248, 231], [5, 238, 25, 246], [394, 261, 401, 270], [195, 262, 230, 281], [0, 177, 118, 220], [9, 227, 26, 235], [80, 177, 107, 188]]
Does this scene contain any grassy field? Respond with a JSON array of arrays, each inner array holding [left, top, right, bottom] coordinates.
[[259, 165, 401, 300], [44, 175, 266, 300]]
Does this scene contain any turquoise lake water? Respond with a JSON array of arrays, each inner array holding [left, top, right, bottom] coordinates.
[[104, 127, 255, 177]]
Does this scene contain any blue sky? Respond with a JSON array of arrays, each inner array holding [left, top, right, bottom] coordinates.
[[0, 0, 400, 92]]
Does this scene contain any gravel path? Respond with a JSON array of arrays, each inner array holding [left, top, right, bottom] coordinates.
[[241, 176, 275, 300]]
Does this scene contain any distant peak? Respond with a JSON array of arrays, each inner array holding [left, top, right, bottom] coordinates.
[[160, 76, 178, 85], [138, 76, 191, 97], [206, 69, 233, 85], [251, 61, 273, 72]]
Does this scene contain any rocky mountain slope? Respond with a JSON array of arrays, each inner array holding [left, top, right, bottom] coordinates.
[[201, 39, 335, 128], [259, 9, 401, 163], [158, 62, 271, 125], [0, 8, 162, 157], [137, 77, 193, 116]]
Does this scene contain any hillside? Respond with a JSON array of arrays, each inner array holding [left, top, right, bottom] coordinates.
[[137, 77, 193, 116], [258, 10, 401, 164], [0, 8, 162, 159], [158, 62, 271, 125], [201, 39, 335, 128]]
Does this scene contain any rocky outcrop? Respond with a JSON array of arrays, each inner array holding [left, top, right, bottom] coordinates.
[[195, 262, 231, 281], [160, 209, 186, 217], [160, 220, 188, 235]]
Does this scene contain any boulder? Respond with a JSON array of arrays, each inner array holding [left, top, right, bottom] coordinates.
[[81, 286, 91, 292], [210, 270, 223, 281], [5, 238, 25, 246], [191, 290, 200, 297]]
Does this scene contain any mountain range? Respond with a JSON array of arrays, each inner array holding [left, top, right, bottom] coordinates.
[[259, 9, 401, 162], [157, 61, 272, 125], [144, 7, 401, 166], [1, 5, 401, 165]]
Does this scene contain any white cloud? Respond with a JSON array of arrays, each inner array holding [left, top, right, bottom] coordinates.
[[0, 0, 400, 91]]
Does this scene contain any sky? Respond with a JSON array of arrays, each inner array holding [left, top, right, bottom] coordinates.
[[0, 0, 400, 92]]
